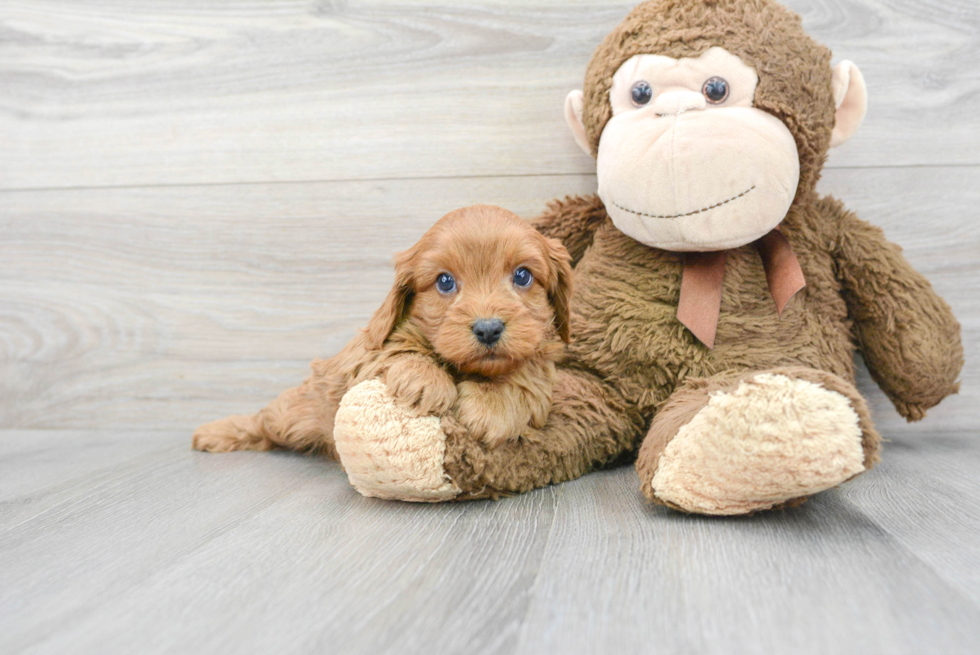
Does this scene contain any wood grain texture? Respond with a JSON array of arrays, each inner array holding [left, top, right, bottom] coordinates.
[[0, 429, 181, 521], [1, 168, 977, 431], [0, 430, 558, 655], [842, 432, 980, 607], [1, 429, 978, 654], [2, 2, 978, 653], [2, 0, 979, 190], [515, 459, 980, 655]]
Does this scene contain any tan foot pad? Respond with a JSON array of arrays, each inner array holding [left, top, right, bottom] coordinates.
[[334, 379, 460, 502], [652, 373, 865, 515]]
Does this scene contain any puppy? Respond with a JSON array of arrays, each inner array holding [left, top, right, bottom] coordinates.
[[193, 204, 573, 457]]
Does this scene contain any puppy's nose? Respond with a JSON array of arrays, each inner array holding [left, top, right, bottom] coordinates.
[[472, 318, 505, 346]]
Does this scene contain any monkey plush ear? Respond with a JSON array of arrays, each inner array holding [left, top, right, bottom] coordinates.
[[830, 61, 867, 148], [564, 90, 592, 156]]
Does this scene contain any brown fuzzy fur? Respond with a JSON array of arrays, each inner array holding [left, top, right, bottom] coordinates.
[[193, 205, 573, 456], [438, 0, 963, 503]]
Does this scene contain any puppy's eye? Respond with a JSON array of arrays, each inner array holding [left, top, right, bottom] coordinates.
[[702, 76, 729, 104], [513, 267, 533, 288], [435, 272, 456, 294], [631, 80, 653, 107]]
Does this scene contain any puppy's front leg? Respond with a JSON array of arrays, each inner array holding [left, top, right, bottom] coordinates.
[[454, 360, 556, 447], [382, 355, 458, 416], [513, 359, 555, 430], [453, 380, 530, 448]]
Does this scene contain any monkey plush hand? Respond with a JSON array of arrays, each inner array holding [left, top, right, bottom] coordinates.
[[334, 0, 963, 514]]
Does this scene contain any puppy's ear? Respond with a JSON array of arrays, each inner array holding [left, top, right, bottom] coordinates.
[[544, 237, 574, 343], [363, 246, 417, 350]]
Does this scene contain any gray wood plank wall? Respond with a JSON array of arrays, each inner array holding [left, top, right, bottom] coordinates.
[[1, 0, 978, 434]]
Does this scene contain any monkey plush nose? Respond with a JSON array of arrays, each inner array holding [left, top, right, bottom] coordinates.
[[652, 91, 706, 116], [472, 319, 505, 346]]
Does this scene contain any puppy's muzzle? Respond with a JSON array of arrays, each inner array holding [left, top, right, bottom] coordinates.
[[472, 318, 505, 347]]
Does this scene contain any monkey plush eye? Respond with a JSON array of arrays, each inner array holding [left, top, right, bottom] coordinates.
[[702, 77, 730, 104], [630, 80, 653, 106], [513, 267, 533, 288], [436, 272, 456, 294]]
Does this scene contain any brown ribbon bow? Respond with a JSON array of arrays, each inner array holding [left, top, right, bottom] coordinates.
[[676, 228, 806, 349]]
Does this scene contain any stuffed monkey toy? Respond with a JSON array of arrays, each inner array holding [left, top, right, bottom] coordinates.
[[333, 0, 963, 514]]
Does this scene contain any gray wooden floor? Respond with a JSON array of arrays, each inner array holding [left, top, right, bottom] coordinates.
[[2, 429, 980, 654], [2, 1, 979, 653]]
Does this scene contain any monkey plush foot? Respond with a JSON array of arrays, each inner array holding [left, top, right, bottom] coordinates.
[[636, 367, 881, 515], [334, 379, 460, 502]]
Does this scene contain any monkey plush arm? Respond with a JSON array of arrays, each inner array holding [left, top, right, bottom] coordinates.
[[824, 197, 963, 421], [530, 195, 608, 266], [442, 366, 647, 498]]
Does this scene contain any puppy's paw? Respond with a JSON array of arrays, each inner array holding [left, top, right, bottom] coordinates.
[[453, 380, 529, 447], [383, 356, 457, 416], [192, 415, 273, 452]]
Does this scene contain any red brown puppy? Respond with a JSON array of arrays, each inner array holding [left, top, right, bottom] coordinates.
[[192, 205, 572, 459]]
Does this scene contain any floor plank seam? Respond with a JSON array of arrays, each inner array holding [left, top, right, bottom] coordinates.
[[2, 162, 977, 195], [512, 484, 564, 653], [0, 445, 192, 540], [837, 492, 980, 613], [11, 473, 323, 654], [322, 507, 468, 645]]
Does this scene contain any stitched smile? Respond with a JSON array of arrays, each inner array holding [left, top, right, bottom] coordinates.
[[611, 186, 756, 220]]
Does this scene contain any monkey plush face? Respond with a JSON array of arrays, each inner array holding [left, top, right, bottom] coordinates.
[[595, 47, 799, 251], [564, 0, 868, 253]]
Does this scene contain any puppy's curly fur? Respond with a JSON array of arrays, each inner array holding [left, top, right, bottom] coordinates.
[[193, 205, 573, 456]]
